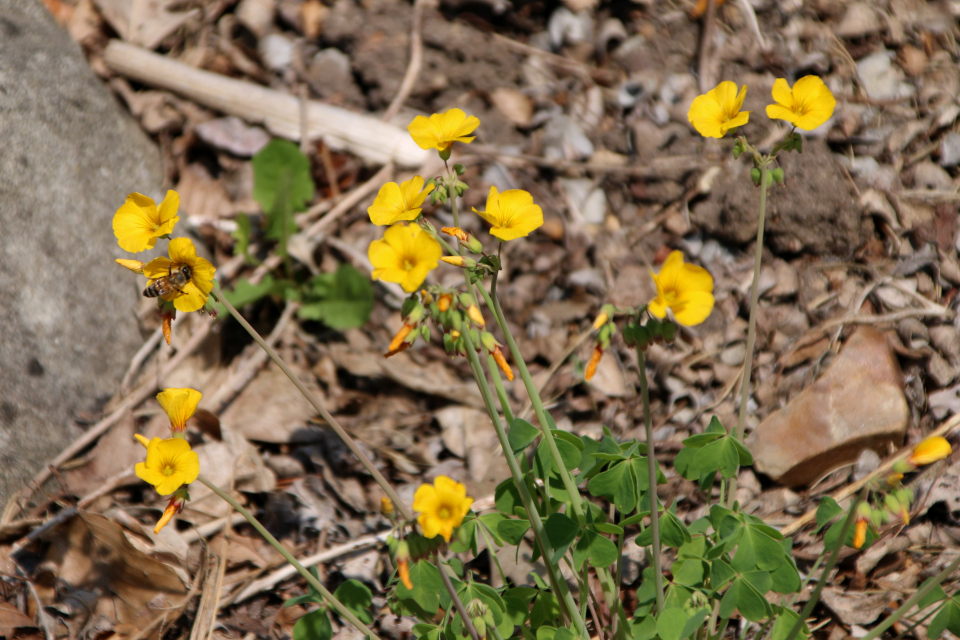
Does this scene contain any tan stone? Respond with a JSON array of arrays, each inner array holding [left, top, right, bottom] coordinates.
[[746, 327, 908, 487]]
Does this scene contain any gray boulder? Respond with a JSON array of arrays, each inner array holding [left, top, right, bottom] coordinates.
[[0, 0, 162, 503]]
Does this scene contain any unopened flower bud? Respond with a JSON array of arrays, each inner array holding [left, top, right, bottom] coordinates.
[[420, 324, 431, 341], [771, 168, 785, 185], [420, 290, 434, 305], [386, 323, 415, 357], [592, 312, 609, 330], [908, 436, 952, 466], [585, 346, 603, 381], [480, 331, 500, 353], [661, 321, 677, 343], [467, 305, 485, 327], [453, 163, 466, 176], [750, 167, 762, 186], [116, 258, 145, 274], [442, 255, 477, 268], [492, 346, 513, 381], [438, 293, 453, 313], [381, 496, 395, 516]]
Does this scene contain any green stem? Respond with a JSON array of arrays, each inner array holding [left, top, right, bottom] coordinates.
[[636, 347, 665, 613], [436, 554, 480, 640], [211, 285, 410, 521], [487, 354, 515, 425], [860, 554, 960, 640], [611, 519, 628, 640], [198, 475, 380, 640], [783, 488, 869, 640], [462, 331, 588, 639], [483, 276, 585, 525], [726, 158, 769, 509]]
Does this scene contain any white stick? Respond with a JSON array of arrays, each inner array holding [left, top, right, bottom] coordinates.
[[103, 40, 430, 168]]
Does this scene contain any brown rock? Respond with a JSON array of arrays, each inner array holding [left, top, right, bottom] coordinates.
[[746, 327, 908, 486]]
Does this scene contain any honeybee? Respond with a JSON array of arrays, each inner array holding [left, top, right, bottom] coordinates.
[[143, 264, 193, 298]]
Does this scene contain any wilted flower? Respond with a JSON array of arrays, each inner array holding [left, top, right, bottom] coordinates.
[[113, 191, 180, 252], [687, 81, 750, 138], [765, 76, 836, 131], [368, 176, 435, 226], [155, 488, 188, 534], [413, 476, 473, 542], [142, 238, 216, 313], [473, 186, 543, 241], [408, 108, 480, 153], [649, 251, 715, 326], [369, 224, 442, 293], [585, 346, 603, 381]]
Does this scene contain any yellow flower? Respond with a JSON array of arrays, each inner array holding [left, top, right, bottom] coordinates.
[[413, 476, 473, 542], [368, 224, 442, 293], [113, 191, 180, 252], [473, 186, 543, 241], [142, 237, 216, 313], [908, 436, 952, 466], [408, 108, 480, 153], [135, 436, 200, 496], [368, 176, 435, 226], [648, 251, 714, 326], [687, 81, 750, 138], [157, 388, 202, 432], [765, 76, 836, 131]]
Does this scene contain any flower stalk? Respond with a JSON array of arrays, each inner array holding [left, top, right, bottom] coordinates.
[[635, 346, 665, 613], [198, 475, 382, 640], [211, 284, 411, 521]]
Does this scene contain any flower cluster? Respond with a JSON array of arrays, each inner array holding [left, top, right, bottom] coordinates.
[[687, 76, 836, 138], [134, 388, 203, 533], [112, 190, 217, 344], [587, 252, 714, 380], [853, 436, 952, 549]]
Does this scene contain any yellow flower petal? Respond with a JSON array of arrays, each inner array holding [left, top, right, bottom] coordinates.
[[369, 224, 442, 293], [765, 76, 836, 131], [649, 251, 714, 326], [414, 475, 473, 542], [408, 108, 480, 152], [142, 238, 216, 313], [687, 81, 751, 139], [113, 192, 181, 252], [368, 176, 435, 226], [135, 437, 200, 496], [908, 436, 952, 466], [156, 388, 202, 431], [474, 186, 543, 241]]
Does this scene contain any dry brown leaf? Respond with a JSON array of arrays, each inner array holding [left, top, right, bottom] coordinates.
[[0, 601, 38, 638], [820, 588, 890, 626], [219, 364, 322, 443], [64, 409, 141, 497]]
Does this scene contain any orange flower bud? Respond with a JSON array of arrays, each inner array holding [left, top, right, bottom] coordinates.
[[388, 323, 415, 354], [853, 517, 868, 549], [592, 312, 609, 330], [438, 293, 453, 312], [908, 436, 952, 466], [155, 491, 187, 534], [381, 496, 395, 516], [492, 346, 514, 381], [467, 305, 485, 327], [585, 346, 603, 381], [162, 314, 173, 346], [397, 557, 413, 590], [885, 472, 904, 487]]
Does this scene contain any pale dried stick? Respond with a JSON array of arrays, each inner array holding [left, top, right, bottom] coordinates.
[[121, 328, 164, 391], [780, 412, 960, 536], [231, 530, 391, 603], [382, 0, 426, 123]]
